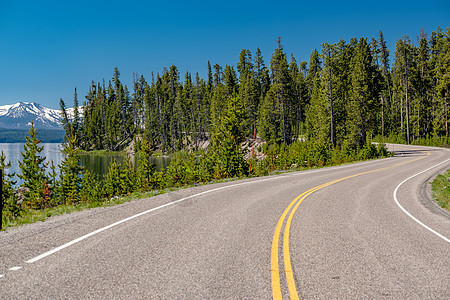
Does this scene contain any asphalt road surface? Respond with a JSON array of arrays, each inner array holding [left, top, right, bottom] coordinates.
[[1, 144, 449, 299]]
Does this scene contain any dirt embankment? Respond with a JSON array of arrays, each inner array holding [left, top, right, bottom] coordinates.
[[125, 135, 266, 162]]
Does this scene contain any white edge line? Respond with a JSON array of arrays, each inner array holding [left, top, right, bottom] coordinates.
[[9, 266, 22, 271], [25, 176, 279, 264], [24, 155, 399, 264], [393, 159, 450, 243]]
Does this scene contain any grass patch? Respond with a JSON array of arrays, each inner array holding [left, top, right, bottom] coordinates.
[[431, 169, 450, 211], [1, 189, 164, 230]]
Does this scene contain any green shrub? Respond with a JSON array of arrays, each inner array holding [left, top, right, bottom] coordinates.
[[80, 170, 102, 203], [103, 160, 121, 197], [359, 142, 377, 160], [165, 151, 197, 187]]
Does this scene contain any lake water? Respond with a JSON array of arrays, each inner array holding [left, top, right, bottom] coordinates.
[[0, 143, 171, 186]]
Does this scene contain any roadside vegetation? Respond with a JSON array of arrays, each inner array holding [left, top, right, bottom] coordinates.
[[1, 25, 449, 229], [431, 169, 450, 211], [0, 124, 389, 229]]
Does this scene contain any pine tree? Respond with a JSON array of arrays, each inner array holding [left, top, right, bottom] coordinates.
[[266, 37, 294, 144], [1, 152, 20, 226], [238, 49, 259, 136], [59, 98, 71, 143], [103, 159, 121, 198], [333, 39, 352, 144], [168, 65, 181, 151], [59, 129, 83, 204], [289, 54, 308, 139], [207, 61, 213, 92], [132, 73, 146, 137], [210, 92, 248, 178], [210, 80, 226, 133], [80, 170, 102, 203], [321, 42, 337, 146], [119, 157, 137, 195], [347, 38, 379, 147], [259, 86, 283, 144], [413, 30, 433, 139], [306, 75, 329, 143], [72, 87, 80, 145], [213, 64, 223, 86], [435, 27, 450, 137], [394, 36, 415, 143], [18, 122, 48, 209], [194, 72, 210, 142], [378, 30, 393, 137], [223, 65, 238, 98], [254, 46, 270, 102], [307, 49, 322, 97], [137, 141, 156, 191]]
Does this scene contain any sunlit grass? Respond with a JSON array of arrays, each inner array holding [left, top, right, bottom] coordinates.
[[1, 190, 164, 230], [432, 169, 450, 211]]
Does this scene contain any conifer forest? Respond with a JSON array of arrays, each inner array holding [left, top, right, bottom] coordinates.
[[62, 27, 450, 152], [2, 26, 449, 228]]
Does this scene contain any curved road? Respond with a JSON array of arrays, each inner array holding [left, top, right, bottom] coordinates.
[[1, 144, 449, 299]]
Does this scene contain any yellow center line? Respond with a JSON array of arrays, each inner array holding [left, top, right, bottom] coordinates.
[[271, 150, 430, 299], [271, 184, 328, 299]]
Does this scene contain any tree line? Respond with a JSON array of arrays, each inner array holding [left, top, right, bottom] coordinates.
[[60, 26, 449, 153], [2, 26, 449, 228]]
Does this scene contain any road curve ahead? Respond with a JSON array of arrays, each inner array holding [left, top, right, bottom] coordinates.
[[1, 144, 449, 299]]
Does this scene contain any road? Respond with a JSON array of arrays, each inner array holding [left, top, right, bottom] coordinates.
[[1, 144, 449, 299]]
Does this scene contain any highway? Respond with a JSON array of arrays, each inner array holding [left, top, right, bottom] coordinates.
[[1, 144, 449, 299]]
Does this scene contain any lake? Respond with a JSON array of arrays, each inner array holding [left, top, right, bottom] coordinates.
[[0, 143, 171, 186]]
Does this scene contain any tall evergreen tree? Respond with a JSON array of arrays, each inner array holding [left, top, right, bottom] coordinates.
[[223, 65, 238, 98], [210, 92, 248, 178], [59, 129, 83, 204], [307, 49, 321, 97], [394, 36, 415, 143], [378, 30, 393, 137], [254, 46, 270, 102], [72, 87, 80, 144], [59, 98, 71, 143], [268, 37, 294, 144], [238, 49, 259, 136], [333, 39, 352, 144], [435, 27, 450, 137], [347, 38, 379, 147], [413, 31, 433, 138], [306, 75, 329, 143], [18, 122, 48, 208], [0, 152, 20, 226], [321, 42, 337, 146], [207, 61, 213, 92], [289, 54, 308, 138]]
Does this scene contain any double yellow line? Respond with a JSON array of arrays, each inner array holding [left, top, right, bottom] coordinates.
[[270, 150, 429, 299]]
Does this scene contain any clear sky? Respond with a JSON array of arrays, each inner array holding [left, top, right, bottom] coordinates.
[[0, 0, 449, 109]]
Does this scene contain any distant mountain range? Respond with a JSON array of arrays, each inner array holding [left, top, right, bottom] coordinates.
[[0, 102, 72, 130], [0, 102, 74, 142]]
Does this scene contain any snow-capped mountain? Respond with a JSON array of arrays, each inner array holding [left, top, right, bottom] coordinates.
[[0, 102, 68, 130]]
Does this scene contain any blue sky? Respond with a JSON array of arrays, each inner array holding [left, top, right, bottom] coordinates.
[[0, 0, 449, 109]]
